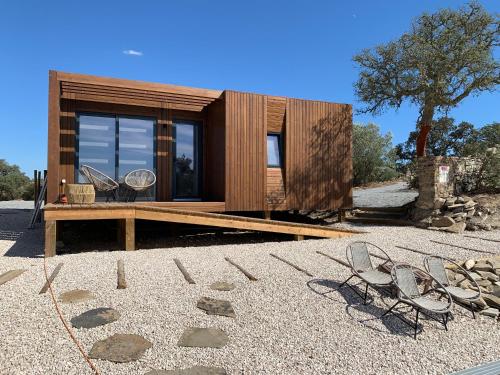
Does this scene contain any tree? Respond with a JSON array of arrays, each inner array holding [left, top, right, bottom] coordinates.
[[354, 2, 499, 157], [0, 159, 32, 201], [353, 123, 398, 185], [463, 122, 500, 155], [396, 117, 476, 162]]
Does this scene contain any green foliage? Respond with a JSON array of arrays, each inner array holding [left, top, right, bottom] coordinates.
[[463, 122, 500, 156], [0, 159, 33, 201], [353, 123, 399, 186], [396, 117, 476, 162]]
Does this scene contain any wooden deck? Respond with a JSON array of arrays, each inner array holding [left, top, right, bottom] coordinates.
[[43, 203, 361, 257]]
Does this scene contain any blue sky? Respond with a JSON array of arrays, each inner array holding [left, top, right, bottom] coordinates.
[[0, 0, 498, 174]]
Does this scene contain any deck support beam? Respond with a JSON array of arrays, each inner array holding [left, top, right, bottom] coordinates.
[[118, 218, 135, 251], [44, 220, 57, 257], [294, 234, 305, 241]]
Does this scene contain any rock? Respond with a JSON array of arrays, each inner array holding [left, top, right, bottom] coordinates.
[[473, 261, 493, 272], [476, 279, 492, 288], [177, 327, 229, 348], [144, 366, 227, 375], [466, 209, 476, 218], [479, 307, 499, 318], [431, 216, 455, 227], [59, 289, 94, 304], [197, 297, 235, 318], [454, 274, 466, 285], [210, 281, 236, 291], [71, 308, 120, 329], [89, 334, 152, 363], [447, 203, 465, 210], [482, 294, 500, 309], [464, 259, 476, 270], [477, 223, 492, 231], [464, 200, 477, 208], [474, 297, 489, 309], [456, 196, 465, 204], [477, 271, 499, 282], [444, 222, 466, 234], [491, 285, 500, 297], [451, 212, 467, 219], [433, 198, 446, 209], [445, 197, 457, 206], [459, 279, 472, 289], [468, 272, 483, 281]]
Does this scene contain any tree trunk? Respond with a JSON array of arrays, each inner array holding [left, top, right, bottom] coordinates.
[[416, 106, 434, 157]]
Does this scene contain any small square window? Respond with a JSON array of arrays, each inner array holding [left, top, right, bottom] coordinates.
[[267, 134, 282, 167]]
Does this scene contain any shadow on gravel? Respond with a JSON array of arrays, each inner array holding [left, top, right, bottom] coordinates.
[[1, 209, 44, 258], [307, 279, 450, 339]]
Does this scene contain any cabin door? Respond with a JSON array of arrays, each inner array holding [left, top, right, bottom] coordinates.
[[172, 120, 203, 200]]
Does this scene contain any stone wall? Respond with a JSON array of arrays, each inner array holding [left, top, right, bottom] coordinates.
[[415, 156, 457, 210]]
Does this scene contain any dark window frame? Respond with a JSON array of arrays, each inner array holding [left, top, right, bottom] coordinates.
[[267, 132, 283, 168], [172, 118, 203, 200]]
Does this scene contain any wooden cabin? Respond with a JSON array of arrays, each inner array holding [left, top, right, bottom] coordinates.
[[47, 70, 353, 212], [44, 71, 355, 256]]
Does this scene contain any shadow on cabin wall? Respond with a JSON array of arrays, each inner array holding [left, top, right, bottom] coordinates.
[[285, 103, 353, 211]]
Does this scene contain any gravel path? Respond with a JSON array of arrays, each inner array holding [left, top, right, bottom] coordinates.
[[1, 210, 499, 375], [0, 200, 35, 209], [353, 182, 418, 208]]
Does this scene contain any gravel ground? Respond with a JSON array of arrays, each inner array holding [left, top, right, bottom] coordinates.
[[0, 200, 35, 209], [1, 209, 499, 375], [353, 182, 418, 208]]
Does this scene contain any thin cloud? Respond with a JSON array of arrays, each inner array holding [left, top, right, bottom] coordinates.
[[123, 49, 143, 56]]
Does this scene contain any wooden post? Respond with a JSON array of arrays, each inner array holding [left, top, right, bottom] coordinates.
[[338, 208, 346, 223], [263, 210, 271, 220], [44, 220, 57, 257], [294, 234, 305, 241], [124, 218, 135, 251]]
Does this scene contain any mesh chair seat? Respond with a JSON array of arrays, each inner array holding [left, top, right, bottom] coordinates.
[[424, 255, 481, 319], [405, 296, 450, 312], [124, 169, 156, 192], [442, 286, 480, 301], [359, 269, 392, 285]]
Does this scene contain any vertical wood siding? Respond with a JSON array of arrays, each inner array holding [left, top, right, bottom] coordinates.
[[225, 91, 266, 211], [286, 99, 352, 210], [59, 99, 76, 185]]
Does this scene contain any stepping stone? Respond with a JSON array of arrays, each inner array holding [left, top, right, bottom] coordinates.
[[71, 308, 120, 329], [59, 289, 94, 303], [177, 327, 229, 348], [145, 366, 227, 375], [89, 334, 152, 363], [210, 281, 235, 292], [197, 297, 235, 318]]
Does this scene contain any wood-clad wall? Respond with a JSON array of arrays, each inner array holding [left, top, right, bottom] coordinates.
[[205, 95, 226, 201], [224, 91, 266, 211], [285, 99, 352, 210]]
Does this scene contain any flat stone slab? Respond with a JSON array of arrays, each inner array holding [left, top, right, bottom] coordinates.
[[89, 334, 152, 363], [145, 366, 227, 375], [210, 281, 235, 291], [59, 289, 94, 303], [197, 297, 235, 318], [71, 308, 120, 329], [177, 327, 229, 348]]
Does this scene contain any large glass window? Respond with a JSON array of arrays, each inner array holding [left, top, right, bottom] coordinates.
[[267, 133, 282, 167], [173, 121, 202, 199], [76, 114, 155, 199], [77, 115, 116, 182], [118, 117, 155, 181]]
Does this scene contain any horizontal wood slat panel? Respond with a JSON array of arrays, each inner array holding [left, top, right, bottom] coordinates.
[[225, 91, 266, 211], [286, 99, 352, 210]]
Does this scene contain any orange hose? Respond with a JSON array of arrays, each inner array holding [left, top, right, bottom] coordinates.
[[43, 256, 101, 375]]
